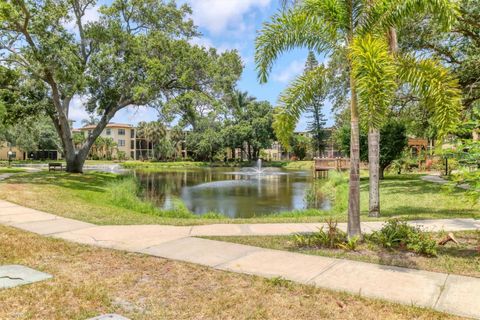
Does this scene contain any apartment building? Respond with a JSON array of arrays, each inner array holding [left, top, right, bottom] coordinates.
[[78, 123, 187, 160], [79, 123, 136, 160], [0, 143, 25, 160]]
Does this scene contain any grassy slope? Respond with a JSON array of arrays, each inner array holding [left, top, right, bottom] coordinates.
[[0, 225, 463, 320], [0, 170, 477, 225], [0, 167, 26, 173], [206, 231, 480, 278], [121, 160, 314, 170]]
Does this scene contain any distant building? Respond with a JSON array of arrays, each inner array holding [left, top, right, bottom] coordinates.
[[0, 143, 25, 160], [78, 123, 187, 160]]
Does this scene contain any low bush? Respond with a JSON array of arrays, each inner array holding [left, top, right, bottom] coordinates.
[[293, 219, 358, 250], [369, 219, 437, 256]]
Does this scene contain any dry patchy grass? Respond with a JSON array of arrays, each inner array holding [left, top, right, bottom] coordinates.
[[0, 225, 464, 320]]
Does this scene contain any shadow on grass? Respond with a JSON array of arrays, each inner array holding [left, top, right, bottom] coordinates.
[[377, 206, 478, 218], [3, 171, 117, 193]]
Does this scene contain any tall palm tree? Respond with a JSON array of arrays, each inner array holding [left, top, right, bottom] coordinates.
[[356, 1, 460, 217], [256, 0, 461, 237]]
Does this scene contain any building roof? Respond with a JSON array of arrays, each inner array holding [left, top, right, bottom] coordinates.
[[79, 123, 133, 130]]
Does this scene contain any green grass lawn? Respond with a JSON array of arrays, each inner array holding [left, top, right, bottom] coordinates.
[[0, 170, 477, 225], [205, 230, 480, 278], [0, 167, 26, 173]]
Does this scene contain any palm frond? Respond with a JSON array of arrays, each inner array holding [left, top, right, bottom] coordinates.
[[360, 0, 459, 34], [397, 54, 462, 137], [273, 65, 328, 147], [351, 34, 397, 129], [255, 7, 339, 83], [303, 0, 349, 31]]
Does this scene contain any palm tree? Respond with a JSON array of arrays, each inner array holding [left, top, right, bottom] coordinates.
[[137, 121, 167, 160], [256, 0, 461, 237], [354, 2, 460, 217], [104, 137, 117, 160], [149, 121, 167, 160]]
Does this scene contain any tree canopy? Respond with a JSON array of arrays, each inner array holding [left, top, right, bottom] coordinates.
[[0, 0, 242, 172]]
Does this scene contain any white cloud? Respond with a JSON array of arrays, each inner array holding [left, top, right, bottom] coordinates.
[[186, 0, 272, 35], [69, 96, 90, 127], [272, 60, 305, 84], [63, 4, 101, 32], [189, 37, 215, 49], [111, 106, 159, 125]]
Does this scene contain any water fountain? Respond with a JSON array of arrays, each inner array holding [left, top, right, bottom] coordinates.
[[230, 158, 285, 176]]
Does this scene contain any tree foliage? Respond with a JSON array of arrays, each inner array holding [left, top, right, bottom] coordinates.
[[304, 51, 328, 156], [0, 0, 242, 172], [337, 120, 408, 178], [397, 0, 480, 114]]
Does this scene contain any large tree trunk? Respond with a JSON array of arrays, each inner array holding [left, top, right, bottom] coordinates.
[[65, 152, 88, 173], [348, 73, 362, 238], [379, 165, 386, 180], [368, 128, 380, 217]]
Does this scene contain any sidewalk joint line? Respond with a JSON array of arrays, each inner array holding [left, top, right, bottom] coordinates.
[[306, 260, 343, 284], [433, 274, 450, 309]]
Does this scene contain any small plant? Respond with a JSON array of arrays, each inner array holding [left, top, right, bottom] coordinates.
[[264, 276, 292, 288], [370, 219, 437, 256], [337, 236, 360, 251], [293, 219, 353, 250]]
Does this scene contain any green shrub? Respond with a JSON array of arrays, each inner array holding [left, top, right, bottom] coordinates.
[[337, 236, 360, 251], [369, 219, 437, 256], [293, 219, 356, 250]]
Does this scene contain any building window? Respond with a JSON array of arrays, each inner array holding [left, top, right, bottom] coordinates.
[[130, 129, 135, 138], [130, 151, 134, 159], [118, 129, 125, 136], [130, 140, 135, 149], [106, 128, 111, 135], [118, 140, 125, 147]]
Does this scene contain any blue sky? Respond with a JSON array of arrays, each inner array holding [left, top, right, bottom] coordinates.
[[71, 0, 334, 129]]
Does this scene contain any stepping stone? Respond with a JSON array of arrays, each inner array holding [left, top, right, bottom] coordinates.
[[87, 315, 130, 320], [0, 265, 52, 289]]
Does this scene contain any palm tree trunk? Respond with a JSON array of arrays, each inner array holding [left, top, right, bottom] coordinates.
[[365, 27, 399, 216], [368, 127, 380, 217], [348, 72, 362, 238]]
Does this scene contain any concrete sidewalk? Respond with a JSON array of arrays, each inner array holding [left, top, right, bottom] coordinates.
[[1, 199, 479, 319]]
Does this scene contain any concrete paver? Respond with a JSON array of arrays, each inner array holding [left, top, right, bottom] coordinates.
[[0, 200, 20, 209], [0, 212, 58, 225], [12, 218, 95, 235], [219, 248, 338, 283], [140, 237, 261, 267], [436, 274, 480, 319], [0, 206, 42, 216], [0, 265, 52, 289], [312, 260, 448, 308], [53, 225, 190, 251]]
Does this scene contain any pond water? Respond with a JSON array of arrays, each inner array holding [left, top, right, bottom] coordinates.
[[135, 167, 330, 218]]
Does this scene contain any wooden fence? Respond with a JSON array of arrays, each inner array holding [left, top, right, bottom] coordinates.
[[313, 158, 350, 178]]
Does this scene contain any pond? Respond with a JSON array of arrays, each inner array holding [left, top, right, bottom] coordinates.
[[134, 166, 330, 218]]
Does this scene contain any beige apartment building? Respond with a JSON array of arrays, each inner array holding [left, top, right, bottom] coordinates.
[[0, 143, 25, 160], [78, 123, 187, 160], [79, 123, 141, 160]]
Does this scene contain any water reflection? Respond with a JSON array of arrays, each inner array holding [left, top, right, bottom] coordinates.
[[135, 168, 329, 218]]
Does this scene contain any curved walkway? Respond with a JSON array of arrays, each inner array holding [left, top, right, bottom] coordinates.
[[0, 199, 479, 319]]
